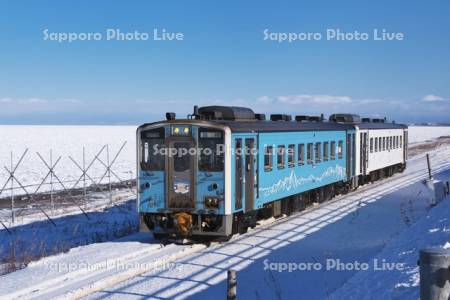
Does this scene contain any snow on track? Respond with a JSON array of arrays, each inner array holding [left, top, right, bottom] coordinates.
[[1, 146, 449, 300], [0, 233, 205, 300]]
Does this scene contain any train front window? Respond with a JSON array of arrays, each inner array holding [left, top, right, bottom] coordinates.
[[140, 128, 165, 171], [198, 128, 224, 172], [173, 142, 191, 172]]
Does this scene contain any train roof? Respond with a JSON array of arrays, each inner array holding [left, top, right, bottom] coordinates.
[[356, 123, 408, 130], [215, 120, 355, 133], [137, 119, 407, 133], [137, 119, 355, 133]]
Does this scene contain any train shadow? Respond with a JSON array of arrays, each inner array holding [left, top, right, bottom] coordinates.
[[92, 167, 450, 300]]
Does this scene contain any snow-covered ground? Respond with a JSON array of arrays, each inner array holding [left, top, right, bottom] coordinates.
[[0, 199, 138, 276], [330, 195, 450, 300], [408, 125, 450, 144], [0, 125, 136, 196], [1, 143, 449, 299]]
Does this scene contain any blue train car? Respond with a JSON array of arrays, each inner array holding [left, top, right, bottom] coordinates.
[[137, 106, 356, 239]]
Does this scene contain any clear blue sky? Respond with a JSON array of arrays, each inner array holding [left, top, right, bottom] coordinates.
[[1, 0, 449, 124]]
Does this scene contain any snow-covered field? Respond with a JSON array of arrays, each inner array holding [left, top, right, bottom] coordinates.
[[0, 143, 449, 299], [0, 125, 137, 195], [408, 125, 450, 144]]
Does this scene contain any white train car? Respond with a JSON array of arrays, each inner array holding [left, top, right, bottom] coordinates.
[[330, 114, 408, 185]]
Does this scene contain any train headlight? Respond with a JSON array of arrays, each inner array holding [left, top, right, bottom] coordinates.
[[204, 197, 219, 209], [183, 127, 189, 134], [174, 127, 180, 134]]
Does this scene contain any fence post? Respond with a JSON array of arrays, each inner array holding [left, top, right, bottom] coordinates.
[[10, 152, 14, 224], [419, 247, 450, 300], [426, 153, 432, 180], [107, 144, 112, 206], [50, 149, 54, 215], [83, 146, 87, 209], [227, 269, 237, 300]]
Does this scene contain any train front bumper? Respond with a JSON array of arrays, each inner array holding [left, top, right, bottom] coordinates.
[[140, 212, 233, 237]]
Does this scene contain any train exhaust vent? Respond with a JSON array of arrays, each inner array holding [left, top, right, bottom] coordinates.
[[361, 117, 372, 123], [295, 115, 322, 122], [372, 118, 386, 123], [270, 114, 292, 121], [255, 113, 266, 121], [197, 106, 255, 121], [329, 114, 361, 123]]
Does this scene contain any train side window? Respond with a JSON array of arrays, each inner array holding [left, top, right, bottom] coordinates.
[[264, 146, 273, 172], [374, 138, 378, 152], [390, 137, 393, 150], [323, 142, 329, 161], [383, 137, 386, 151], [277, 145, 286, 169], [330, 141, 336, 160], [288, 144, 295, 168], [400, 136, 403, 147], [315, 142, 322, 163], [307, 143, 314, 164], [337, 141, 343, 158], [298, 144, 305, 165], [396, 136, 399, 148], [370, 138, 374, 153]]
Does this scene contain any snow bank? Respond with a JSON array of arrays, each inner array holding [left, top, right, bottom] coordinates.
[[331, 196, 450, 300], [0, 199, 138, 275]]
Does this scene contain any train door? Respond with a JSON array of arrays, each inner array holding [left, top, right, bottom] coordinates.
[[361, 132, 368, 175], [346, 133, 351, 179], [234, 139, 244, 210], [244, 138, 255, 212], [166, 138, 196, 209], [352, 133, 356, 177], [403, 130, 408, 162]]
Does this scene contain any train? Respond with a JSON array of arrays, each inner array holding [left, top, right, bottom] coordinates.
[[137, 106, 408, 240]]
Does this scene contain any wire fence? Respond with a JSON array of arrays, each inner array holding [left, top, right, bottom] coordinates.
[[0, 141, 136, 231]]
